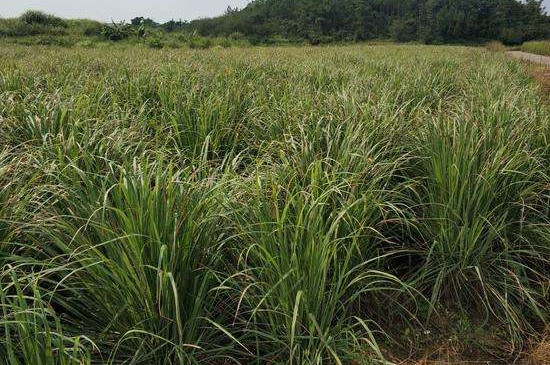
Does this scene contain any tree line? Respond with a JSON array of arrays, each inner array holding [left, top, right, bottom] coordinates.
[[186, 0, 550, 44], [2, 1, 549, 46]]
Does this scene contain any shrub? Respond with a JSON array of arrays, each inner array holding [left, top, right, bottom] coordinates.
[[68, 19, 104, 36], [188, 35, 212, 49], [20, 10, 67, 28], [229, 31, 245, 41], [147, 36, 164, 49], [101, 22, 132, 41], [0, 18, 67, 37], [0, 19, 37, 37]]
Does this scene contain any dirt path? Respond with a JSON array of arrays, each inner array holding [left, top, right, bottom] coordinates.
[[507, 51, 550, 66]]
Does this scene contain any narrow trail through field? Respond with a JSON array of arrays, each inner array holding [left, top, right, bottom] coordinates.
[[507, 51, 550, 66]]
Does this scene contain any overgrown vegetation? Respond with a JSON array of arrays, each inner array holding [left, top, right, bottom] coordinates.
[[2, 1, 550, 47], [0, 11, 246, 49], [521, 40, 550, 55], [0, 10, 100, 38], [1, 43, 550, 363]]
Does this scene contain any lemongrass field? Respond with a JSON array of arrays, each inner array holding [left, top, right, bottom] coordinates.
[[1, 44, 550, 364]]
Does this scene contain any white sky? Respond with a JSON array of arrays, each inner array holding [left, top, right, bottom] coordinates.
[[0, 0, 252, 22], [0, 0, 548, 22]]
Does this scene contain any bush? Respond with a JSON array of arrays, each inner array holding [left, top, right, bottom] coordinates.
[[147, 36, 164, 49], [101, 22, 132, 41], [0, 19, 37, 37], [229, 31, 245, 41], [307, 33, 323, 46], [188, 35, 212, 49], [0, 18, 67, 37], [20, 10, 67, 28], [68, 19, 103, 36]]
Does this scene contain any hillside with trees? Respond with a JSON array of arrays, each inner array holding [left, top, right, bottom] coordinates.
[[1, 1, 549, 46], [188, 0, 550, 44]]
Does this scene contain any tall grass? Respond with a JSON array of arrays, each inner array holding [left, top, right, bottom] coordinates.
[[0, 44, 549, 363], [521, 40, 550, 56], [20, 160, 238, 364]]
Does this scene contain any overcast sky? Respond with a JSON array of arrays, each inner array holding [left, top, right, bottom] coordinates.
[[0, 0, 252, 22], [0, 0, 549, 23]]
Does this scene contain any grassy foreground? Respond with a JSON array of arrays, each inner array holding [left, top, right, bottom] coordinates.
[[1, 43, 550, 364]]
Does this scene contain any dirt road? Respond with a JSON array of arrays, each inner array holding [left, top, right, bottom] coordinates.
[[507, 51, 550, 66]]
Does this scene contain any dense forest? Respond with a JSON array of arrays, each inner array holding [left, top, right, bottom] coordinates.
[[186, 0, 550, 44]]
